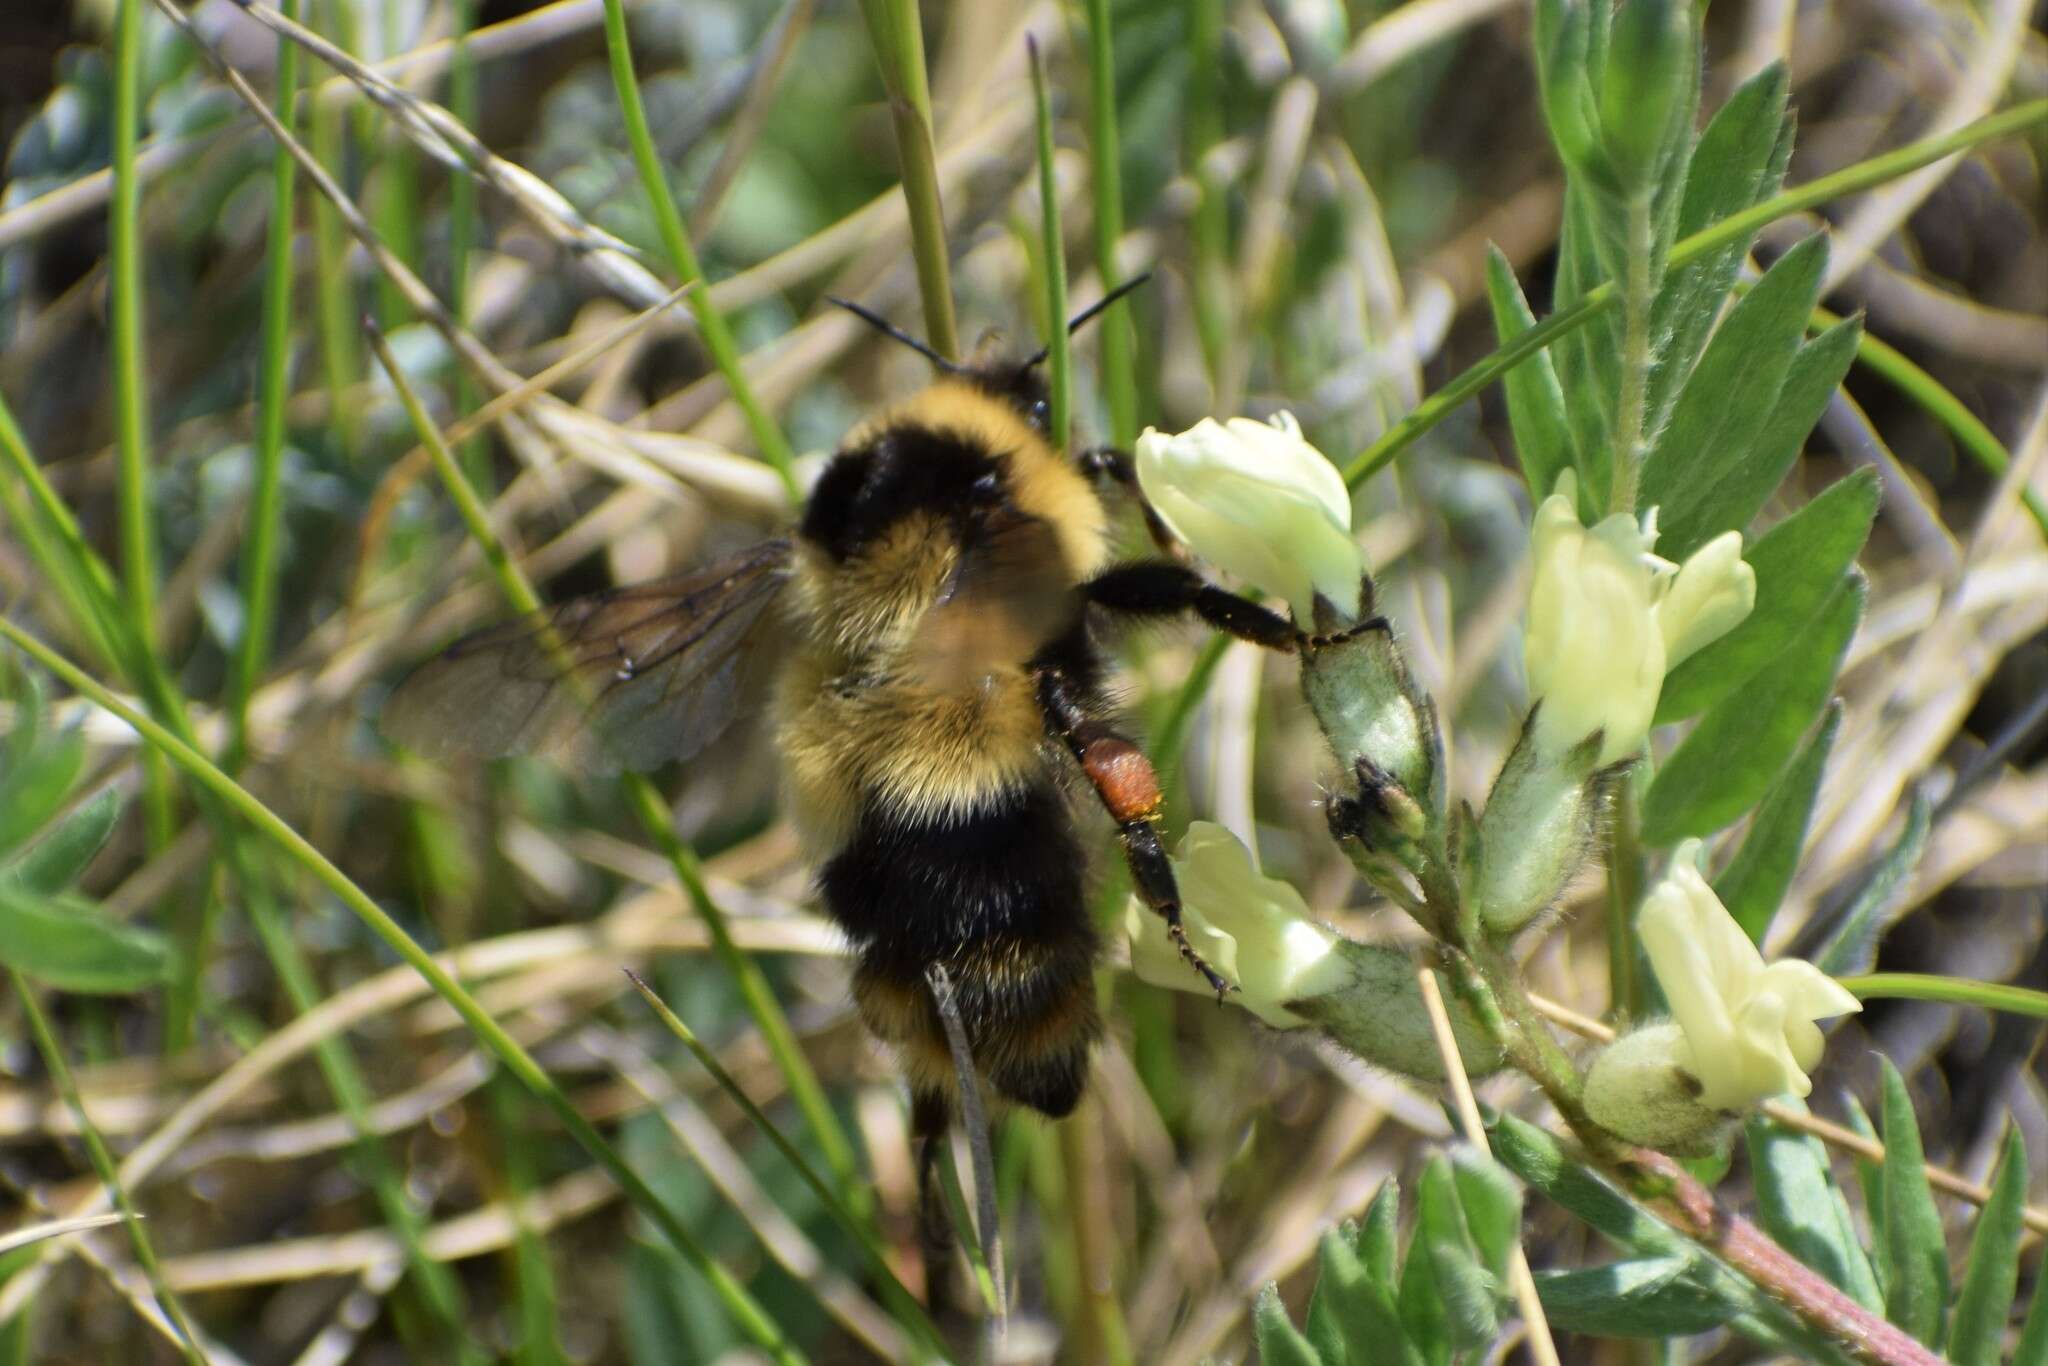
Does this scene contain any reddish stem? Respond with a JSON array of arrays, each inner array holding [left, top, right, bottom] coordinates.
[[1620, 1147, 1942, 1366]]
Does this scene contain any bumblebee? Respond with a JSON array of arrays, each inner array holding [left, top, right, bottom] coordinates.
[[385, 284, 1299, 1158]]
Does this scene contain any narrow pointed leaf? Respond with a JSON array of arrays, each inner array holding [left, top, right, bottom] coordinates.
[[1671, 315, 1863, 552], [2016, 1262, 2048, 1366], [1639, 233, 1829, 560], [1646, 62, 1792, 424], [1658, 468, 1879, 723], [1450, 1147, 1523, 1282], [4, 788, 121, 895], [1533, 1256, 1738, 1336], [1308, 1225, 1423, 1366], [1358, 1178, 1401, 1290], [0, 885, 171, 993], [1643, 572, 1863, 844], [1815, 793, 1932, 977], [1948, 1128, 2028, 1366], [1877, 1058, 1948, 1345], [1486, 247, 1576, 500], [1255, 1283, 1324, 1366], [1714, 703, 1841, 943], [1745, 1109, 1882, 1311]]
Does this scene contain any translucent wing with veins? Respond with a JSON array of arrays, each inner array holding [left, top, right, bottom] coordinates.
[[383, 538, 793, 773]]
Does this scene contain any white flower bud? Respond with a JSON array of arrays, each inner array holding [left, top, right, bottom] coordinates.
[[1523, 471, 1755, 767], [1134, 412, 1363, 620], [1124, 822, 1351, 1026], [1637, 841, 1861, 1111]]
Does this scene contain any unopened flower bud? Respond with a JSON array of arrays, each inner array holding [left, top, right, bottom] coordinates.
[[1301, 607, 1440, 828], [1599, 0, 1695, 186], [1473, 724, 1606, 936], [1135, 412, 1362, 620], [1583, 1023, 1725, 1153]]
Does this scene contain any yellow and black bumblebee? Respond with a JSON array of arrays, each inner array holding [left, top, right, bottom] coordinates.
[[386, 282, 1299, 1159]]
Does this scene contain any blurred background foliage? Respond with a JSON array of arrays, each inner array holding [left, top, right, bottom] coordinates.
[[0, 0, 2042, 1361]]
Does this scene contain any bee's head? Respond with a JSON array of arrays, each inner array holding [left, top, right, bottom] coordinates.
[[823, 274, 1150, 437]]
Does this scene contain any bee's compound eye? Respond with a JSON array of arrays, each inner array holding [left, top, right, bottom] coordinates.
[[1030, 399, 1049, 426], [970, 471, 1002, 502]]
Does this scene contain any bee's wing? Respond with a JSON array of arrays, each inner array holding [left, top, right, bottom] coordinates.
[[383, 538, 793, 773]]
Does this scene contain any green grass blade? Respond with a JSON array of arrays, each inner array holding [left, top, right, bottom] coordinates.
[[0, 617, 806, 1365], [227, 0, 304, 772], [1082, 0, 1136, 449], [12, 972, 209, 1364], [1029, 35, 1071, 450], [1837, 974, 2048, 1020], [598, 0, 798, 497], [856, 0, 958, 360]]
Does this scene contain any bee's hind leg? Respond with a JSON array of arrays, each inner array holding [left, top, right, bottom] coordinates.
[[910, 1087, 960, 1310], [1035, 667, 1234, 999]]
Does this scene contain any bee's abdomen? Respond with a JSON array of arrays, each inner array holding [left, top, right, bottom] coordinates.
[[824, 780, 1102, 1118]]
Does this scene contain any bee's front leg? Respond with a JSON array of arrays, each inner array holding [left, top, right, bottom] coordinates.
[[1034, 667, 1234, 999], [1075, 445, 1181, 556]]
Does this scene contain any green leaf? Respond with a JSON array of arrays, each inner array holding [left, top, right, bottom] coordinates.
[[0, 883, 171, 994], [0, 726, 86, 861], [1533, 1256, 1738, 1337], [1646, 62, 1793, 426], [1815, 792, 1932, 977], [1658, 468, 1879, 723], [1398, 1158, 1472, 1364], [1489, 1112, 1684, 1256], [1450, 1147, 1523, 1283], [1553, 187, 1621, 513], [1684, 315, 1864, 553], [1713, 703, 1841, 943], [1842, 1094, 1886, 1294], [1486, 247, 1577, 500], [2016, 1255, 2048, 1366], [1306, 1226, 1422, 1366], [1358, 1179, 1400, 1290], [1643, 572, 1864, 844], [3, 788, 120, 895], [1255, 1283, 1324, 1366], [1876, 1057, 1948, 1346], [1639, 233, 1829, 561], [1948, 1128, 2028, 1366], [1745, 1108, 1883, 1311]]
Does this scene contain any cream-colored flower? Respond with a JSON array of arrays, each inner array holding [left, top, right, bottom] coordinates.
[[1134, 412, 1362, 620], [1637, 841, 1861, 1111], [1524, 471, 1754, 766], [1124, 822, 1350, 1026]]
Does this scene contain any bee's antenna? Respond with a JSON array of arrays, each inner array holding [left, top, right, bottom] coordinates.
[[825, 296, 958, 372], [1022, 271, 1155, 369]]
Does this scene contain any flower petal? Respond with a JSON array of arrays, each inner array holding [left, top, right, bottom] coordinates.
[[1658, 530, 1756, 667]]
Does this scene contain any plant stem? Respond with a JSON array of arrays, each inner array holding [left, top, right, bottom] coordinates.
[[1082, 0, 1137, 449], [857, 0, 959, 360], [1609, 191, 1656, 516], [1604, 769, 1644, 1018], [1028, 36, 1071, 450], [227, 0, 303, 773], [599, 0, 798, 498], [13, 972, 210, 1366]]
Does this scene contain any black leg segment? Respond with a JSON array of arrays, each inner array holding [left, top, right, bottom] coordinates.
[[1084, 561, 1299, 651]]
